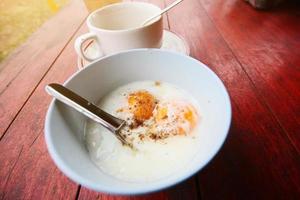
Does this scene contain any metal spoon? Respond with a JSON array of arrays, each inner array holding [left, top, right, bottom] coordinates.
[[45, 83, 131, 147], [141, 0, 183, 26]]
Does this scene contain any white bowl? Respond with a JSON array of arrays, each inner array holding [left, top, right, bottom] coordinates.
[[45, 49, 231, 195]]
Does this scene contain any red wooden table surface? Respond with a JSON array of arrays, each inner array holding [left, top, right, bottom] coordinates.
[[0, 0, 299, 199]]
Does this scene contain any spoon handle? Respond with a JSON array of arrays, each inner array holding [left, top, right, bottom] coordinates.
[[45, 83, 126, 134], [142, 0, 183, 26]]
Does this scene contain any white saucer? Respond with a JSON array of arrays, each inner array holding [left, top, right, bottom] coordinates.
[[77, 30, 190, 69]]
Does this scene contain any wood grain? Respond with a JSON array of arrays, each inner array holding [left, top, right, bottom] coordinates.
[[0, 24, 89, 200], [200, 0, 300, 152], [0, 0, 88, 138], [1, 0, 300, 199], [165, 0, 300, 198]]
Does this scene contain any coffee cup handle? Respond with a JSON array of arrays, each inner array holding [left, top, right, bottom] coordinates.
[[74, 32, 103, 62]]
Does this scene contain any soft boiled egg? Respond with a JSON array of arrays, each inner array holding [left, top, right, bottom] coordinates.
[[116, 81, 199, 142], [152, 99, 198, 137]]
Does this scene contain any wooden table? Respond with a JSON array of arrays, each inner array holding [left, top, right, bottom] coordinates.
[[0, 0, 299, 199]]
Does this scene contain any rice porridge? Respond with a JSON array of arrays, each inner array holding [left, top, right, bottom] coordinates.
[[85, 81, 202, 182]]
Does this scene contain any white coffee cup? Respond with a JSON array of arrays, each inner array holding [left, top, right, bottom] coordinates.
[[75, 2, 163, 62]]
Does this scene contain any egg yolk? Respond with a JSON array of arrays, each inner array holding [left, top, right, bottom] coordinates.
[[153, 101, 197, 136], [128, 91, 156, 123], [184, 106, 197, 128], [155, 106, 168, 121]]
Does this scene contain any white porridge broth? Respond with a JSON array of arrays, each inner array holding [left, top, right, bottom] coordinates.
[[85, 81, 202, 182]]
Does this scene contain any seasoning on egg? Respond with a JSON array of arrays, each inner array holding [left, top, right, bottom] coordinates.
[[138, 134, 145, 141], [116, 108, 124, 113], [113, 82, 199, 144], [128, 90, 156, 125], [155, 81, 161, 86]]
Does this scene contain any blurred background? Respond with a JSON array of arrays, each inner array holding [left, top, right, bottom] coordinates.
[[0, 0, 289, 63], [0, 0, 120, 63]]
